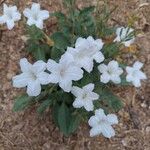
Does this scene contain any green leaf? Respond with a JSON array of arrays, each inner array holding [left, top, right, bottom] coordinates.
[[58, 103, 71, 136], [26, 25, 44, 40], [102, 43, 119, 58], [120, 74, 131, 86], [68, 114, 81, 134], [13, 94, 34, 112], [33, 47, 46, 61], [79, 6, 95, 17], [37, 99, 53, 114], [52, 103, 59, 126], [51, 32, 70, 50], [51, 47, 65, 61], [63, 0, 75, 6], [95, 85, 123, 112], [53, 12, 66, 20]]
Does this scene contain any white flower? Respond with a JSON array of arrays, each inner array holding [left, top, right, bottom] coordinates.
[[126, 61, 147, 87], [23, 3, 49, 29], [114, 27, 135, 47], [12, 58, 50, 96], [47, 53, 83, 92], [98, 60, 123, 84], [0, 3, 21, 30], [88, 108, 118, 138], [67, 36, 105, 73], [71, 83, 99, 111]]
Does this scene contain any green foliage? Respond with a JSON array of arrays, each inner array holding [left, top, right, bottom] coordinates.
[[26, 25, 51, 61], [95, 2, 117, 38], [102, 43, 119, 58], [120, 74, 131, 86], [95, 84, 123, 112], [15, 0, 129, 137], [37, 98, 53, 114], [13, 94, 34, 112], [52, 103, 81, 136], [75, 63, 100, 87], [58, 103, 71, 136], [54, 5, 96, 38], [51, 32, 70, 50]]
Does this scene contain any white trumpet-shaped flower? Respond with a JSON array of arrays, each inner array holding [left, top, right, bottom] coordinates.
[[67, 36, 105, 73], [88, 108, 118, 138], [0, 3, 21, 30], [23, 3, 49, 29], [71, 83, 99, 111], [47, 53, 83, 92], [12, 58, 50, 96], [114, 27, 135, 47], [126, 61, 147, 87], [98, 60, 123, 84]]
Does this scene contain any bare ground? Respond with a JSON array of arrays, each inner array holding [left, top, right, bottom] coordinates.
[[0, 0, 150, 150]]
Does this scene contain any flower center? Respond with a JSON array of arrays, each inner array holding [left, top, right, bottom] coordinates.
[[7, 11, 13, 19], [98, 118, 107, 125], [82, 93, 88, 99], [31, 72, 37, 80], [32, 13, 38, 21], [60, 68, 65, 77], [108, 69, 113, 75], [132, 70, 138, 77]]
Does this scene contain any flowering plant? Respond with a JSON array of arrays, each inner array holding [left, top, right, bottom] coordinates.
[[1, 0, 147, 138]]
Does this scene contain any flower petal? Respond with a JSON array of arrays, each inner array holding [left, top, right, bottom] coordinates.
[[6, 20, 15, 30], [107, 114, 118, 125], [80, 57, 93, 73], [23, 8, 32, 18], [137, 71, 147, 80], [60, 52, 74, 66], [88, 116, 99, 127], [35, 19, 43, 29], [75, 37, 86, 48], [3, 4, 8, 14], [59, 80, 72, 92], [132, 78, 141, 87], [100, 73, 110, 83], [84, 100, 94, 111], [93, 51, 105, 63], [111, 75, 121, 84], [0, 16, 6, 24], [26, 18, 35, 26], [101, 123, 115, 138], [126, 66, 133, 74], [66, 66, 83, 81], [20, 58, 32, 73], [12, 73, 31, 88], [108, 60, 119, 71], [31, 3, 40, 12], [12, 12, 21, 21], [37, 72, 50, 85], [71, 86, 82, 97], [39, 10, 49, 20], [95, 109, 106, 119], [32, 60, 46, 74], [88, 92, 99, 100], [27, 80, 41, 96], [126, 74, 133, 82], [98, 64, 107, 73], [73, 98, 84, 108], [47, 59, 59, 72], [83, 83, 94, 92], [90, 126, 102, 137], [48, 74, 59, 83], [133, 61, 143, 69]]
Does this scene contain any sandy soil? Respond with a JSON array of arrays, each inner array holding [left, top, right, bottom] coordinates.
[[0, 0, 150, 150]]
